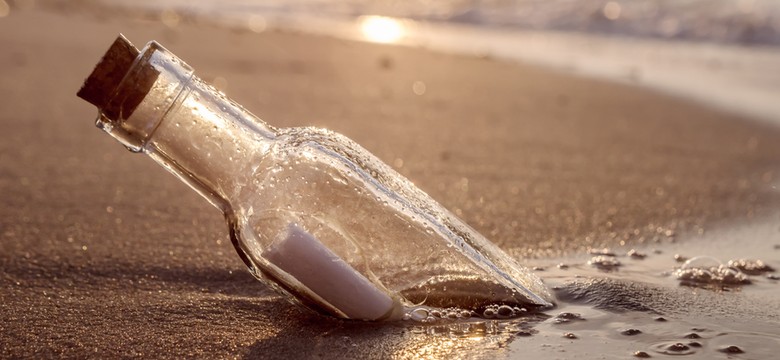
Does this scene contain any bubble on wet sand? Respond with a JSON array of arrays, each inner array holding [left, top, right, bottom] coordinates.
[[553, 312, 585, 324], [621, 328, 643, 336], [497, 305, 514, 318], [633, 350, 651, 358], [407, 307, 429, 322], [680, 255, 721, 271], [563, 332, 578, 339], [588, 255, 621, 271], [482, 307, 496, 318], [683, 332, 701, 339], [481, 304, 525, 319], [652, 341, 697, 355], [727, 258, 775, 275], [404, 306, 482, 323], [673, 256, 751, 288], [627, 249, 647, 259], [718, 345, 744, 354], [667, 343, 690, 352]]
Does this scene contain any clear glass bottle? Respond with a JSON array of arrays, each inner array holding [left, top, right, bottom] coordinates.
[[77, 35, 553, 321]]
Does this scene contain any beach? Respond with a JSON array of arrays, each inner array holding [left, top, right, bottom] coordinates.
[[1, 2, 779, 358]]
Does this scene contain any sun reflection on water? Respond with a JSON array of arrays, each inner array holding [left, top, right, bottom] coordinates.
[[359, 16, 404, 43]]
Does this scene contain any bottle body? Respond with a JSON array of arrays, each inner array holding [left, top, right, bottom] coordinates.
[[86, 37, 553, 321]]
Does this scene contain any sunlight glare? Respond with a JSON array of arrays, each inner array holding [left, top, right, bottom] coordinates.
[[360, 16, 404, 43]]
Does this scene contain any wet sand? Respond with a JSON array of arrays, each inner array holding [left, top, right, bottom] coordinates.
[[1, 2, 779, 359]]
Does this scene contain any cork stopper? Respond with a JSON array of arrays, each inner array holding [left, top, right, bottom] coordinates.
[[77, 34, 159, 121]]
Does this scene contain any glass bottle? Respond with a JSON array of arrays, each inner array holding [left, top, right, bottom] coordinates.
[[77, 35, 553, 321]]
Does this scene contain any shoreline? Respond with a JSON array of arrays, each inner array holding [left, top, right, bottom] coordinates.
[[85, 0, 780, 126]]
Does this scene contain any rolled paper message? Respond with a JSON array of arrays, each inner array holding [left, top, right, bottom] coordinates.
[[263, 223, 396, 320]]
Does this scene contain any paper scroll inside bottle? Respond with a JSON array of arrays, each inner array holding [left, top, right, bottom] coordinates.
[[263, 224, 397, 320]]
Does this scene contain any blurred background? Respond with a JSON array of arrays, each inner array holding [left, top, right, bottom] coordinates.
[[37, 0, 779, 123], [105, 0, 780, 44]]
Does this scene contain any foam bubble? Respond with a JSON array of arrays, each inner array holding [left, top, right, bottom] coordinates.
[[674, 256, 751, 288], [588, 255, 621, 270], [727, 258, 775, 275]]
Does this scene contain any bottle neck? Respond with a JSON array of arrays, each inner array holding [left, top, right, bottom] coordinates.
[[98, 41, 277, 211]]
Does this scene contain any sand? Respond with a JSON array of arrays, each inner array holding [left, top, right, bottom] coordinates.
[[1, 2, 779, 359]]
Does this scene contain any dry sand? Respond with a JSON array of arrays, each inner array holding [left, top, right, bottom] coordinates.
[[1, 2, 779, 359]]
